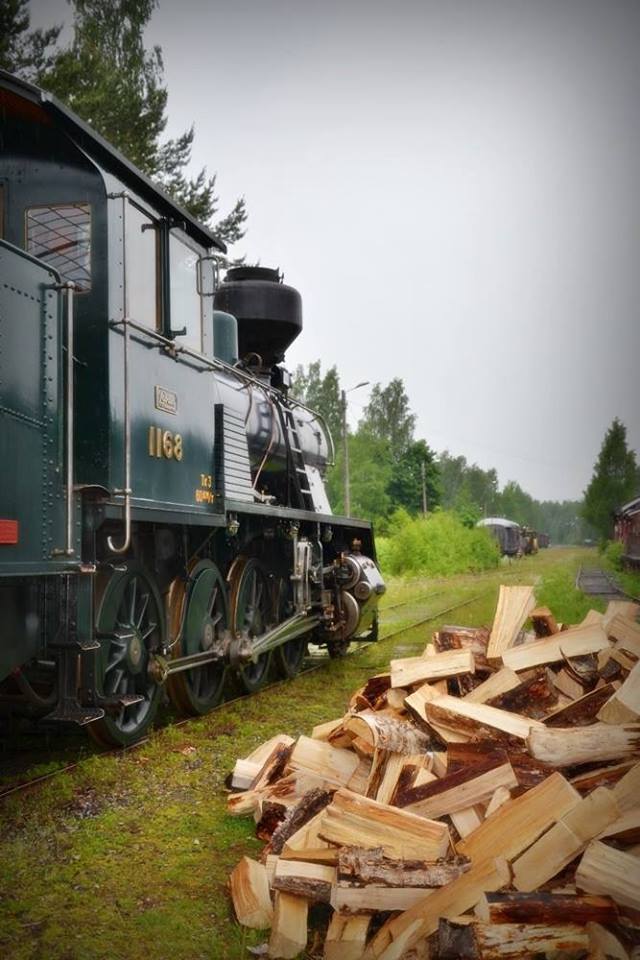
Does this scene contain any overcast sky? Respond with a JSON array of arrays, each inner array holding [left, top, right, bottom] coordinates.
[[31, 0, 640, 501]]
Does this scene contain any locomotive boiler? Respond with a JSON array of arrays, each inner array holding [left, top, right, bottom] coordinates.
[[0, 69, 384, 745]]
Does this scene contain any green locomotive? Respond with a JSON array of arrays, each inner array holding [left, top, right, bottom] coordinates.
[[0, 70, 384, 745]]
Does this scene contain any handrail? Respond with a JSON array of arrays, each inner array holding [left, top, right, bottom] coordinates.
[[108, 315, 336, 465], [107, 193, 132, 554], [52, 281, 76, 556]]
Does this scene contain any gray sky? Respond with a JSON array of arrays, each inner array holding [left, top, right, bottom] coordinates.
[[31, 0, 640, 500]]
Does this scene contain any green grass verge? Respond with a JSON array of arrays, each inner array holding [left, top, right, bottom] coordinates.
[[0, 547, 598, 960]]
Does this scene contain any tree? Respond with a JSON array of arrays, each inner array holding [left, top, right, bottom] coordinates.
[[0, 0, 62, 81], [291, 361, 343, 448], [359, 378, 415, 460], [39, 0, 246, 241], [582, 418, 638, 539], [438, 452, 499, 518], [388, 440, 441, 515], [327, 434, 393, 524]]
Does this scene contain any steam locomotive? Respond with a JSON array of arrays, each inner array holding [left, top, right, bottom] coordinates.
[[0, 70, 384, 745]]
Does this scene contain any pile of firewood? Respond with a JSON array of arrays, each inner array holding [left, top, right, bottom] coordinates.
[[226, 585, 640, 959]]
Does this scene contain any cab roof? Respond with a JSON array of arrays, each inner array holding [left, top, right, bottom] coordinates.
[[0, 69, 226, 253]]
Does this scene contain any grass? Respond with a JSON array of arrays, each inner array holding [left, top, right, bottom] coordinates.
[[0, 546, 599, 960]]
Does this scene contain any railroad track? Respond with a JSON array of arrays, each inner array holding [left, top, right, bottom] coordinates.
[[0, 586, 492, 802], [576, 564, 638, 602]]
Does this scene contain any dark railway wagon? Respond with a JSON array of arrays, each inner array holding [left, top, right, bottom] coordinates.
[[0, 70, 385, 745], [477, 517, 522, 557]]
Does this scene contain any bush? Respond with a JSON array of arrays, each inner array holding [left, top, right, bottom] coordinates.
[[602, 540, 625, 571], [376, 510, 500, 577]]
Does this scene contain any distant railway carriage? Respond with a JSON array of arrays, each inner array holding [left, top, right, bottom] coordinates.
[[614, 497, 640, 568], [538, 533, 550, 549], [477, 517, 522, 557], [0, 70, 385, 745]]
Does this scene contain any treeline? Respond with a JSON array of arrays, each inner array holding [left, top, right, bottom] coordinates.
[[293, 361, 586, 543]]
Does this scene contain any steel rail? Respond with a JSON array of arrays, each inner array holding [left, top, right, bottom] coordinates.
[[0, 588, 491, 802]]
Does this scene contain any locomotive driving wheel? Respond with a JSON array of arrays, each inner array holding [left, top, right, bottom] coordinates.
[[273, 577, 307, 678], [90, 562, 165, 747], [166, 560, 228, 715], [228, 557, 274, 693]]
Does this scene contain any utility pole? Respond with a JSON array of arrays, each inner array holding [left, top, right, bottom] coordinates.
[[421, 460, 427, 516]]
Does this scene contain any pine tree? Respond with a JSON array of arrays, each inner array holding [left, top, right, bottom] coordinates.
[[0, 0, 62, 81], [582, 418, 638, 539], [40, 0, 246, 243]]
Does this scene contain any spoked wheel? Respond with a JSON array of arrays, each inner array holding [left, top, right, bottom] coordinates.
[[90, 562, 165, 747], [273, 577, 307, 678], [166, 560, 228, 715], [228, 557, 274, 693]]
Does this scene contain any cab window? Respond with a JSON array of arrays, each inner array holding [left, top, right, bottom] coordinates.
[[126, 201, 159, 329], [26, 203, 91, 290], [170, 233, 202, 351]]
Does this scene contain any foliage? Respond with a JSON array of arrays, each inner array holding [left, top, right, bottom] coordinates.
[[601, 539, 625, 571], [582, 418, 638, 540], [291, 360, 343, 447], [0, 0, 62, 81], [327, 434, 394, 520], [36, 0, 246, 241], [358, 378, 416, 460], [535, 564, 606, 624], [439, 452, 500, 517], [376, 510, 500, 577], [387, 439, 441, 516]]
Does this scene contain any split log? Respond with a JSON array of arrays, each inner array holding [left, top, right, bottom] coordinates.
[[385, 687, 409, 712], [350, 673, 392, 711], [256, 800, 289, 839], [395, 759, 518, 820], [344, 710, 432, 754], [597, 661, 640, 724], [312, 717, 346, 741], [485, 669, 558, 719], [486, 585, 536, 662], [279, 809, 335, 862], [268, 891, 308, 959], [446, 741, 555, 789], [576, 840, 640, 911], [543, 684, 616, 727], [331, 884, 434, 914], [361, 857, 511, 960], [318, 788, 451, 861], [250, 740, 295, 792], [571, 759, 636, 794], [598, 808, 640, 843], [463, 667, 522, 704], [527, 723, 640, 766], [231, 758, 261, 791], [472, 919, 589, 958], [511, 786, 620, 891], [611, 761, 640, 814], [484, 785, 511, 818], [390, 648, 475, 689], [424, 694, 542, 742], [457, 772, 581, 865], [502, 622, 610, 672], [530, 606, 560, 637], [337, 846, 470, 888], [229, 856, 273, 929], [272, 859, 335, 903], [550, 668, 586, 701], [476, 890, 618, 925], [404, 682, 444, 730], [324, 914, 371, 960], [289, 735, 360, 787], [451, 806, 484, 839], [347, 755, 373, 795], [587, 921, 631, 960], [375, 751, 406, 805], [436, 624, 490, 655], [605, 603, 640, 630], [266, 788, 334, 856]]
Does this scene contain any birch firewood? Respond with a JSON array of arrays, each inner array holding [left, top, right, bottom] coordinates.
[[486, 585, 536, 662]]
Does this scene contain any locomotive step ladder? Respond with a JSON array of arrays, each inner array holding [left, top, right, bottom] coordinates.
[[281, 405, 315, 512]]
